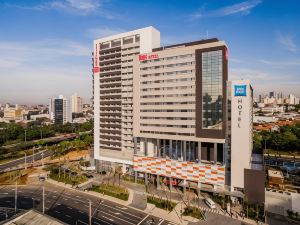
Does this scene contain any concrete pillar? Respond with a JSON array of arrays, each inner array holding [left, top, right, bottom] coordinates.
[[198, 141, 202, 164], [183, 141, 186, 161], [157, 139, 160, 157], [214, 143, 217, 162], [156, 175, 160, 189], [169, 139, 172, 159], [183, 179, 187, 193], [140, 139, 145, 154], [145, 173, 148, 185], [147, 139, 155, 157], [135, 171, 138, 183]]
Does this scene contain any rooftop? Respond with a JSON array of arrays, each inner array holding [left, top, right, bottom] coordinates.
[[3, 210, 65, 225], [268, 169, 284, 179]]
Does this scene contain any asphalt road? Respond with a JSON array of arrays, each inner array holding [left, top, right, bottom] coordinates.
[[0, 182, 175, 225], [0, 149, 53, 172]]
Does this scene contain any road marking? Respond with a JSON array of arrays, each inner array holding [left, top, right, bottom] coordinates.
[[67, 206, 72, 210], [55, 203, 61, 205], [158, 219, 164, 225], [78, 220, 88, 225], [116, 206, 127, 210], [102, 215, 114, 221], [66, 214, 71, 218], [0, 193, 8, 195], [47, 200, 51, 203], [53, 195, 57, 198], [102, 203, 141, 219], [76, 195, 81, 198], [84, 205, 89, 207], [95, 209, 135, 225], [113, 212, 120, 215], [74, 201, 79, 204], [137, 215, 149, 225], [64, 198, 68, 201], [79, 210, 84, 214], [54, 210, 60, 214], [93, 217, 113, 225]]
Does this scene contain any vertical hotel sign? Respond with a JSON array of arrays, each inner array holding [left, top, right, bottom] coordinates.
[[93, 43, 100, 75], [234, 85, 247, 128]]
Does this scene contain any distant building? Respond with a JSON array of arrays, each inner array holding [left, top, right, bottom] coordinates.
[[71, 93, 83, 113], [49, 95, 72, 124], [3, 105, 24, 121]]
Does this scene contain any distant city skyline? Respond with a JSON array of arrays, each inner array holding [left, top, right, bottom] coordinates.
[[0, 0, 300, 104]]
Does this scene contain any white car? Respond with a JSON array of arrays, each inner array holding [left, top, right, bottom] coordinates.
[[205, 198, 216, 209]]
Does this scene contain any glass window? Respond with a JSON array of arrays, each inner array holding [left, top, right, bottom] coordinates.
[[202, 50, 223, 130]]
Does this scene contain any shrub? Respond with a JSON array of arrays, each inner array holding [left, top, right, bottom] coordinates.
[[147, 196, 175, 211], [90, 184, 129, 201], [183, 206, 205, 220]]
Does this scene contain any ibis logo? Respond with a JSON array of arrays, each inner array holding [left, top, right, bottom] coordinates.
[[234, 85, 247, 97], [139, 53, 159, 61]]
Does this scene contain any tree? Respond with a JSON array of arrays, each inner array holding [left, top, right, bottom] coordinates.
[[253, 133, 262, 152]]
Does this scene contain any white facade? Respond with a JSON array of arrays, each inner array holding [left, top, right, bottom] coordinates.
[[71, 93, 83, 113], [229, 80, 253, 191], [93, 27, 160, 163], [48, 95, 72, 124]]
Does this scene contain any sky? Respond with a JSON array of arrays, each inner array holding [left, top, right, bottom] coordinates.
[[0, 0, 300, 104]]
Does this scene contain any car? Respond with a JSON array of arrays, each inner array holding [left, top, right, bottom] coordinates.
[[205, 198, 216, 209]]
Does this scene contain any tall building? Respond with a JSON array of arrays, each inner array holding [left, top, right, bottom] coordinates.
[[49, 95, 72, 124], [93, 27, 160, 168], [93, 28, 255, 196], [71, 93, 83, 113]]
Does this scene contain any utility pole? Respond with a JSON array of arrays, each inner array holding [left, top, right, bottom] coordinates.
[[15, 181, 17, 214], [89, 199, 92, 225], [42, 184, 45, 214], [24, 152, 27, 170], [42, 151, 44, 167]]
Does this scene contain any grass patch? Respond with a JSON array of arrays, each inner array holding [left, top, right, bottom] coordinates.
[[183, 206, 205, 220], [147, 196, 176, 211], [49, 166, 87, 186], [90, 184, 129, 201], [265, 149, 300, 156]]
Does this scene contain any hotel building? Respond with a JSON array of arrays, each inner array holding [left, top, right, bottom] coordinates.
[[93, 27, 254, 195], [93, 27, 160, 168]]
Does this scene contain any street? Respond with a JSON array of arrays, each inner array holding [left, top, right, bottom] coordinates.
[[0, 149, 53, 172], [0, 181, 175, 225]]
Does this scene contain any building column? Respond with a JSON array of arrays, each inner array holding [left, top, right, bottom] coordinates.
[[156, 175, 160, 189], [214, 143, 217, 162], [169, 139, 172, 159], [183, 141, 186, 161], [183, 179, 187, 194], [157, 139, 160, 157], [198, 141, 202, 164], [135, 171, 137, 183]]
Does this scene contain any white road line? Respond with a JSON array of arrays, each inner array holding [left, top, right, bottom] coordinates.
[[79, 210, 84, 214], [54, 210, 60, 214], [47, 200, 51, 203], [64, 198, 68, 201], [55, 203, 61, 205], [158, 219, 164, 225], [74, 201, 79, 204], [95, 209, 135, 225], [137, 215, 149, 225], [94, 222, 100, 225], [102, 203, 141, 219], [114, 212, 121, 215], [102, 215, 114, 221], [78, 220, 88, 225], [93, 217, 113, 225], [66, 214, 71, 218], [67, 206, 72, 210]]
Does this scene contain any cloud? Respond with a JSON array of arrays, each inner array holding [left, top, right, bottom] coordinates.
[[277, 33, 297, 53], [0, 39, 92, 104], [2, 0, 114, 17], [230, 67, 300, 96], [260, 59, 300, 66], [86, 27, 126, 39], [188, 0, 262, 20]]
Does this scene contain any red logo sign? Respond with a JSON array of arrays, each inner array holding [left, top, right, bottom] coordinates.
[[225, 48, 228, 61], [93, 67, 100, 73], [139, 53, 159, 61]]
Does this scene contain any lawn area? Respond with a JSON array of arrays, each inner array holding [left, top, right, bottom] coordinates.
[[49, 166, 88, 186], [90, 184, 129, 201], [147, 196, 176, 211], [183, 206, 205, 220]]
